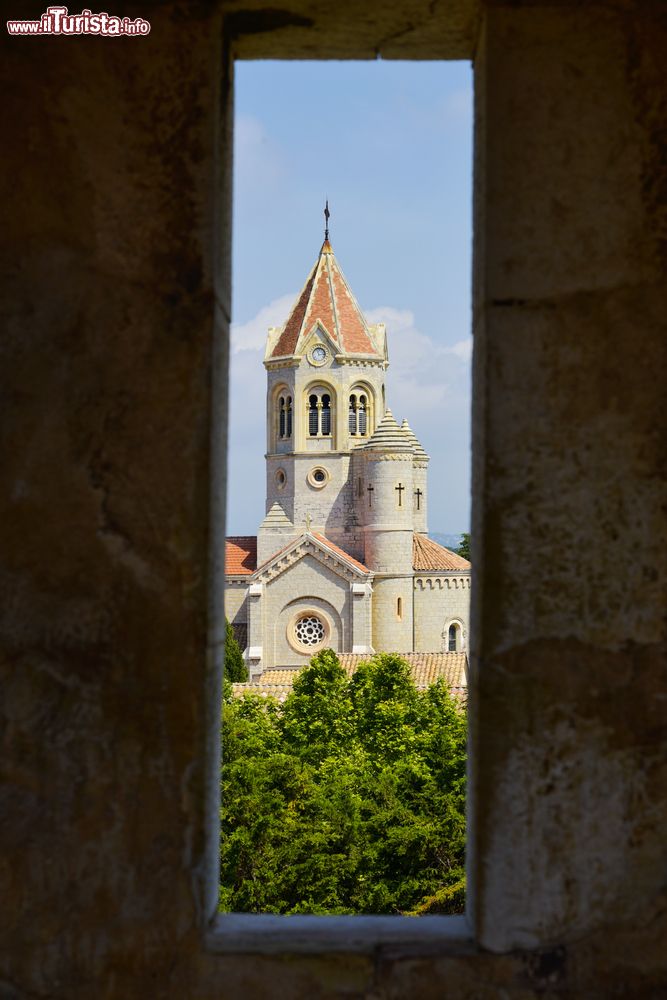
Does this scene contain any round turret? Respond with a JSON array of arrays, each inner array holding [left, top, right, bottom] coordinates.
[[401, 419, 430, 535], [360, 409, 415, 652]]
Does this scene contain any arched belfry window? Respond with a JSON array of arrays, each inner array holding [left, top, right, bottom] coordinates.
[[277, 392, 293, 441], [308, 394, 319, 436], [321, 394, 331, 435], [307, 386, 334, 438], [349, 387, 371, 436]]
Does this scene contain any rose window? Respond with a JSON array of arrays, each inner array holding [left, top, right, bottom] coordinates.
[[294, 614, 325, 647]]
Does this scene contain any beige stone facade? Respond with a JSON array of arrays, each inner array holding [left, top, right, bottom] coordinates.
[[225, 240, 471, 675], [6, 2, 667, 994]]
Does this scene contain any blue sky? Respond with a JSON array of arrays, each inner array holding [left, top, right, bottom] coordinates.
[[229, 60, 473, 535]]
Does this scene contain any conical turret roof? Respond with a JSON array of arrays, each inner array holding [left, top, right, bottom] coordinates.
[[362, 408, 414, 451], [401, 419, 429, 461], [267, 240, 384, 360]]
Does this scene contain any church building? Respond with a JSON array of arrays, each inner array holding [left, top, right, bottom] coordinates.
[[225, 227, 470, 684]]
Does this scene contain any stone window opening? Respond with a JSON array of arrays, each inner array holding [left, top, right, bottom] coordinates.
[[446, 621, 463, 653], [211, 43, 478, 954], [278, 394, 292, 440], [348, 390, 369, 436], [286, 608, 332, 655], [307, 386, 333, 438]]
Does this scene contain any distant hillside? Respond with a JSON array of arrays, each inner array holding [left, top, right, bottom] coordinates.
[[429, 532, 466, 552]]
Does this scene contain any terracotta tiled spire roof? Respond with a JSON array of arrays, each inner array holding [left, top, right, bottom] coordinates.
[[268, 240, 382, 360], [413, 533, 471, 571]]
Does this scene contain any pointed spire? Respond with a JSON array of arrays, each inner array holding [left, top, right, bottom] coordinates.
[[401, 418, 429, 461], [321, 199, 332, 254], [267, 232, 382, 360]]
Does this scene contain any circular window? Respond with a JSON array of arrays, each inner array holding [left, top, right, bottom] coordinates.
[[275, 468, 286, 490], [287, 608, 331, 654], [294, 614, 325, 646], [307, 466, 330, 489]]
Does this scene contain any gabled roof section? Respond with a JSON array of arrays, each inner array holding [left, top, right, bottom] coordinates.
[[267, 240, 383, 361], [311, 533, 370, 574], [226, 536, 257, 574], [254, 531, 371, 580], [413, 534, 471, 571]]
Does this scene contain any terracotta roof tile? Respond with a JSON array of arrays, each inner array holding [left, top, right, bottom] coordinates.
[[231, 682, 293, 703], [413, 534, 470, 571], [337, 652, 468, 689], [233, 653, 468, 699], [329, 258, 376, 354], [303, 256, 338, 344], [311, 532, 370, 573], [225, 536, 257, 574], [270, 264, 318, 358], [268, 241, 381, 360], [250, 532, 370, 576]]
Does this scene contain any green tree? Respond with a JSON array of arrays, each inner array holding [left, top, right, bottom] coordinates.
[[224, 618, 248, 682], [219, 651, 467, 915], [456, 532, 470, 561]]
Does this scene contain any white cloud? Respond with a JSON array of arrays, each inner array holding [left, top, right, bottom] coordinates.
[[365, 306, 471, 420], [231, 293, 296, 354], [444, 337, 473, 363]]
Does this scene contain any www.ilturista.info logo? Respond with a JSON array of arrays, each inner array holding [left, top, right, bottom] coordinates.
[[7, 6, 150, 35]]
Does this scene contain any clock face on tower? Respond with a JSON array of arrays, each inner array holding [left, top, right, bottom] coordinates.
[[309, 345, 327, 366]]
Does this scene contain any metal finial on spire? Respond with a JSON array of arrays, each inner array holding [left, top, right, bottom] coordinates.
[[324, 199, 330, 241]]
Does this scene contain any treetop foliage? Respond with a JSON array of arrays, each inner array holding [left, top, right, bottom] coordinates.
[[456, 532, 471, 561], [224, 618, 248, 682], [220, 649, 466, 915]]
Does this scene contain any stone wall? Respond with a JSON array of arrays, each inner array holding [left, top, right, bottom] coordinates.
[[261, 553, 350, 668], [224, 580, 248, 630], [2, 1, 667, 997], [414, 574, 471, 652]]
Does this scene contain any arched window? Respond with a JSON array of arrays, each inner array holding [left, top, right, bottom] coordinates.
[[321, 394, 331, 435], [358, 394, 367, 435], [448, 623, 460, 652], [307, 386, 334, 438], [349, 387, 371, 436], [277, 392, 292, 441], [397, 597, 403, 620], [349, 394, 357, 434]]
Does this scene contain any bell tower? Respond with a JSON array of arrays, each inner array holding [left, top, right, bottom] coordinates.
[[257, 210, 389, 564]]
